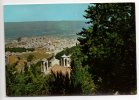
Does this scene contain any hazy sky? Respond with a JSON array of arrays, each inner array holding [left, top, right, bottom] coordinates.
[[4, 4, 90, 22]]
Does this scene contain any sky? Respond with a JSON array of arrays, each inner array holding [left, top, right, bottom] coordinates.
[[4, 4, 90, 22]]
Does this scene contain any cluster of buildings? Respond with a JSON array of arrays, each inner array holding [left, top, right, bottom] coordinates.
[[41, 54, 71, 75], [6, 36, 77, 53]]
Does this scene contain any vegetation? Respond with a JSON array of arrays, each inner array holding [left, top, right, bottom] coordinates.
[[6, 63, 52, 96], [76, 3, 136, 94], [56, 3, 136, 95], [55, 46, 77, 59], [70, 46, 96, 95], [6, 63, 72, 96], [27, 54, 34, 62], [5, 47, 34, 53]]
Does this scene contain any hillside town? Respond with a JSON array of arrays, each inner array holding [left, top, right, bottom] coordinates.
[[6, 36, 78, 53], [5, 36, 77, 76]]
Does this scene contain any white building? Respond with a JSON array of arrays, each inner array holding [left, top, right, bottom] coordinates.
[[41, 54, 71, 75], [60, 54, 71, 67], [41, 58, 48, 74], [49, 57, 60, 67]]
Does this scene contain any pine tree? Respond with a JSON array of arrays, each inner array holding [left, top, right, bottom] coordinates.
[[77, 3, 136, 94]]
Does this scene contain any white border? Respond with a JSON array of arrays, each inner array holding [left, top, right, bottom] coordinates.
[[0, 0, 5, 100], [2, 0, 137, 5], [0, 0, 139, 100]]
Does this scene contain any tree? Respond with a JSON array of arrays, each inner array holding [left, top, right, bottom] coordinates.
[[70, 45, 96, 95], [77, 3, 136, 94], [6, 62, 52, 96], [27, 54, 34, 62]]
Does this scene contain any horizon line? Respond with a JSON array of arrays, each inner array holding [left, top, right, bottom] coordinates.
[[4, 20, 89, 23]]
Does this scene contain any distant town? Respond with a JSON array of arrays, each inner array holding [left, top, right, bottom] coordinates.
[[5, 36, 78, 74]]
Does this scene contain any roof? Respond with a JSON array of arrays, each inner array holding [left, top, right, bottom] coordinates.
[[61, 54, 70, 58], [61, 54, 67, 58], [42, 58, 48, 62], [50, 57, 59, 62]]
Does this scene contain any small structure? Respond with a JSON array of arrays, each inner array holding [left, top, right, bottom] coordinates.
[[41, 58, 48, 74], [51, 64, 72, 79], [49, 57, 60, 67], [41, 54, 71, 75], [60, 54, 71, 67]]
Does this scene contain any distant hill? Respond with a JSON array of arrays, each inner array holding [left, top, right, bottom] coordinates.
[[4, 21, 87, 41]]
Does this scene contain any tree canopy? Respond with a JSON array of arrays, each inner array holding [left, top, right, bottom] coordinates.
[[77, 3, 136, 94]]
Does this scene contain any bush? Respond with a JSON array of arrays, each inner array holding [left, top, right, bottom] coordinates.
[[5, 47, 34, 53]]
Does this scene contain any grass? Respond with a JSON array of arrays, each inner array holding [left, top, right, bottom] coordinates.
[[7, 48, 52, 73], [19, 51, 52, 61], [8, 55, 18, 65]]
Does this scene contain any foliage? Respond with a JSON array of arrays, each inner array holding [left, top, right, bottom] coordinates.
[[6, 63, 52, 96], [70, 46, 96, 95], [5, 47, 34, 53], [6, 62, 72, 96], [77, 3, 136, 94], [27, 54, 34, 62], [55, 46, 77, 59], [72, 66, 95, 95]]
